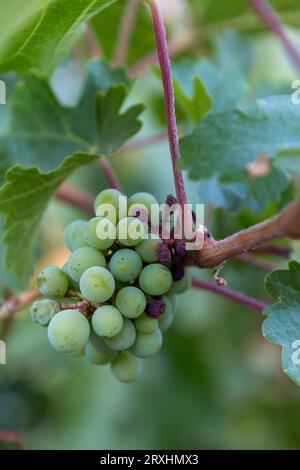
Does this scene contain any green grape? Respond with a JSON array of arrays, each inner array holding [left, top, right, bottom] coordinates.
[[128, 192, 158, 217], [158, 297, 174, 332], [80, 266, 115, 303], [69, 349, 85, 358], [89, 329, 116, 355], [67, 247, 106, 283], [62, 263, 80, 291], [109, 249, 142, 283], [94, 188, 124, 222], [30, 299, 60, 326], [135, 234, 161, 263], [115, 286, 146, 319], [111, 351, 143, 383], [92, 305, 123, 338], [85, 340, 114, 365], [168, 270, 191, 295], [168, 294, 178, 314], [64, 220, 89, 252], [135, 314, 158, 334], [37, 266, 69, 300], [130, 328, 163, 358], [103, 318, 136, 351], [84, 217, 116, 250], [48, 309, 90, 353], [139, 264, 172, 296], [117, 217, 147, 247]]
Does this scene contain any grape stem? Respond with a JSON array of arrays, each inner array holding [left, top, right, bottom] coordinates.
[[98, 157, 124, 192], [147, 0, 188, 210], [0, 289, 40, 320], [114, 0, 140, 67], [248, 0, 300, 71], [85, 26, 102, 58], [0, 430, 25, 450], [56, 183, 95, 216], [129, 29, 199, 76], [235, 253, 278, 272], [192, 278, 267, 312]]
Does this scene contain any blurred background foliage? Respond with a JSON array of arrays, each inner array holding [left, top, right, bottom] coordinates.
[[1, 0, 300, 450]]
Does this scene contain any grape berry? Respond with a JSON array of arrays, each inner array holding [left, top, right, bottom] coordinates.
[[31, 189, 190, 383]]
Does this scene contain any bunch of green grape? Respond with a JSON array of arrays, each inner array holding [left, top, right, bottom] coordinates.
[[30, 189, 190, 383]]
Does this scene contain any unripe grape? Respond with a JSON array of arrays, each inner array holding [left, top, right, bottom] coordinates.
[[92, 305, 123, 338], [128, 192, 158, 217], [168, 294, 178, 314], [168, 270, 191, 295], [62, 263, 80, 291], [103, 318, 136, 351], [135, 314, 158, 334], [115, 286, 146, 319], [37, 266, 69, 300], [85, 341, 114, 365], [158, 297, 174, 332], [111, 352, 143, 383], [94, 188, 124, 220], [139, 264, 172, 296], [89, 329, 116, 355], [48, 309, 90, 353], [109, 249, 142, 283], [84, 217, 116, 250], [30, 299, 60, 326], [80, 266, 115, 303], [66, 247, 106, 283], [64, 220, 89, 252], [135, 234, 161, 263], [130, 328, 163, 358], [117, 217, 147, 247]]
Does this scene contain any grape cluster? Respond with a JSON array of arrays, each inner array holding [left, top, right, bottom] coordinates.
[[31, 189, 190, 383]]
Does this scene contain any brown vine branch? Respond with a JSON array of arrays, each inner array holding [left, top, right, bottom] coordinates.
[[190, 198, 300, 269], [252, 244, 292, 259], [235, 253, 278, 272], [192, 278, 267, 312], [114, 0, 140, 67], [248, 0, 300, 72], [0, 289, 40, 321]]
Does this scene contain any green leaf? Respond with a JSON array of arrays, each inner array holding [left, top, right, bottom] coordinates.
[[0, 0, 119, 75], [0, 153, 98, 286], [171, 60, 213, 125], [199, 164, 291, 215], [180, 96, 300, 181], [263, 261, 300, 386], [2, 60, 143, 171]]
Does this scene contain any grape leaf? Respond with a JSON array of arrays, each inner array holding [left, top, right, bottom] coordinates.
[[0, 0, 119, 75], [1, 60, 143, 171], [263, 261, 300, 386], [199, 164, 291, 215], [180, 96, 300, 180], [0, 153, 98, 286]]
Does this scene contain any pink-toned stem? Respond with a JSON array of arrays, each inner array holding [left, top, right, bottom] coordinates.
[[236, 253, 278, 272], [192, 278, 267, 312], [249, 0, 300, 71], [129, 29, 199, 76], [0, 289, 40, 320], [99, 157, 124, 192], [0, 430, 25, 450], [86, 26, 102, 58], [252, 244, 292, 259], [148, 0, 188, 209], [56, 183, 95, 216], [118, 132, 168, 155], [114, 0, 140, 67]]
